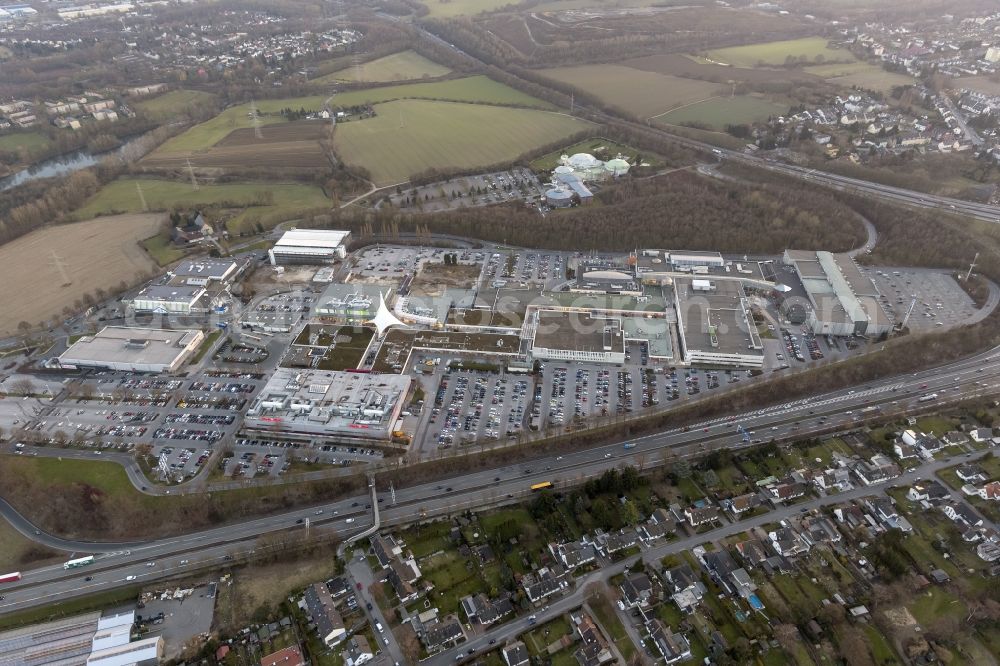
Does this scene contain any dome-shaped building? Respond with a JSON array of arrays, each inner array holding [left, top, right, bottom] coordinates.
[[567, 152, 599, 169], [545, 186, 575, 208], [604, 158, 630, 177], [554, 165, 574, 176]]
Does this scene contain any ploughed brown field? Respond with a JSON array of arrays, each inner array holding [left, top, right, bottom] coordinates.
[[142, 119, 330, 170]]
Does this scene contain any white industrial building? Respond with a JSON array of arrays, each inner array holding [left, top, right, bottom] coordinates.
[[132, 284, 205, 314], [58, 326, 205, 373], [783, 250, 892, 337], [674, 278, 764, 367], [168, 258, 238, 286], [245, 368, 410, 440], [268, 229, 351, 265]]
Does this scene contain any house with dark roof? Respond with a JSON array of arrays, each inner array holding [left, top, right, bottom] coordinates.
[[865, 496, 912, 532], [639, 519, 672, 543], [907, 479, 950, 503], [573, 612, 614, 666], [734, 539, 769, 568], [551, 541, 597, 569], [619, 572, 654, 609], [663, 564, 706, 613], [647, 619, 692, 664], [684, 506, 720, 527], [460, 594, 513, 626], [422, 617, 464, 651], [523, 567, 567, 603], [942, 502, 983, 528], [726, 492, 763, 516], [343, 636, 373, 666], [387, 559, 419, 604], [768, 528, 809, 557], [596, 529, 638, 556], [956, 464, 988, 484], [303, 583, 346, 647], [371, 535, 402, 569], [769, 481, 808, 503], [502, 642, 530, 666]]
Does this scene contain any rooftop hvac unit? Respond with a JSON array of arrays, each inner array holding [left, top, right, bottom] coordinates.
[[125, 339, 150, 349]]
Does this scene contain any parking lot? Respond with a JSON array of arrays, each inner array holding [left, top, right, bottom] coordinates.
[[424, 370, 534, 449], [865, 267, 976, 332], [385, 168, 546, 213], [352, 246, 486, 283], [483, 251, 568, 288]]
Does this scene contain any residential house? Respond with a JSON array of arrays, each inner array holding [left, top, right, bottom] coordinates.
[[551, 541, 597, 569], [800, 516, 842, 545], [893, 442, 919, 460], [261, 646, 305, 666], [768, 527, 810, 557], [684, 506, 720, 527], [852, 457, 901, 486], [729, 567, 757, 600], [573, 613, 614, 666], [343, 636, 373, 666], [304, 583, 346, 647], [865, 496, 912, 532], [943, 431, 970, 448], [942, 502, 984, 528], [326, 577, 348, 598], [727, 492, 763, 517], [638, 519, 672, 543], [619, 572, 654, 609], [980, 481, 1000, 501], [596, 529, 638, 556], [700, 549, 739, 595], [907, 479, 950, 503], [956, 464, 988, 484], [970, 428, 994, 443], [371, 535, 402, 568], [422, 617, 464, 651], [522, 567, 566, 604], [387, 558, 420, 604], [647, 619, 692, 664], [460, 594, 513, 626], [502, 642, 530, 666], [663, 564, 707, 613], [734, 539, 769, 568], [770, 481, 808, 503]]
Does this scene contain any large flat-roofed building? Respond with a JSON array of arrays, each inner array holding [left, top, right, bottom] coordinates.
[[168, 258, 238, 286], [269, 229, 351, 265], [530, 310, 625, 364], [132, 284, 206, 314], [0, 610, 162, 666], [315, 283, 394, 323], [58, 326, 205, 373], [573, 263, 642, 296], [674, 278, 763, 367], [245, 368, 410, 440], [783, 250, 892, 337], [634, 249, 727, 283]]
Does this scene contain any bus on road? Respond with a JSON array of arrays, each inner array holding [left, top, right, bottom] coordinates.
[[530, 481, 553, 492], [64, 555, 95, 570]]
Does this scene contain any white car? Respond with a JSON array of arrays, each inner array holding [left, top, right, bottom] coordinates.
[[345, 518, 355, 524], [125, 575, 137, 581]]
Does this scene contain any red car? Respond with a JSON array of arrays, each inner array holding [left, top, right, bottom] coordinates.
[[356, 582, 363, 590]]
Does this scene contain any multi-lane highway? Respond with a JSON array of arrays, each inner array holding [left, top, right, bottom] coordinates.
[[3, 343, 1000, 614]]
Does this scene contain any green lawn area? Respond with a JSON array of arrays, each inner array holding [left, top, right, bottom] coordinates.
[[529, 137, 663, 171], [863, 624, 901, 664], [333, 98, 592, 186], [142, 231, 190, 266], [191, 329, 222, 363], [588, 592, 636, 663], [802, 61, 879, 78], [316, 327, 375, 371], [72, 178, 330, 234], [134, 89, 217, 119], [156, 76, 553, 154], [523, 616, 572, 655], [0, 518, 60, 574], [655, 95, 787, 130], [0, 131, 53, 154], [315, 50, 451, 84], [915, 415, 958, 436], [909, 587, 965, 627], [706, 37, 856, 68]]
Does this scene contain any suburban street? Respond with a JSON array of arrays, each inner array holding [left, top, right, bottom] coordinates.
[[2, 341, 1000, 614]]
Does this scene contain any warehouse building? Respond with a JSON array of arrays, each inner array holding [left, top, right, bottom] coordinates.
[[167, 258, 238, 286], [530, 309, 626, 364], [0, 610, 162, 666], [573, 262, 642, 296], [58, 326, 205, 373], [674, 278, 763, 367], [315, 283, 394, 323], [245, 368, 410, 440], [783, 250, 892, 337], [132, 284, 206, 315], [634, 249, 727, 282], [268, 229, 351, 265]]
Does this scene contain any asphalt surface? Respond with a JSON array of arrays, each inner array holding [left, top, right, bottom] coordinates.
[[3, 342, 1000, 614]]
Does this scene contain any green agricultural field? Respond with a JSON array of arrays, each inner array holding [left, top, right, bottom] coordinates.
[[539, 64, 722, 119], [134, 89, 217, 119], [333, 98, 592, 186], [655, 95, 787, 129], [72, 178, 330, 234], [824, 67, 915, 95], [155, 76, 551, 154], [316, 50, 450, 84], [803, 61, 877, 78], [707, 37, 855, 68], [0, 131, 53, 154]]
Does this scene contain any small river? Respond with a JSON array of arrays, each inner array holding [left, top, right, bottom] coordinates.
[[0, 134, 149, 192]]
